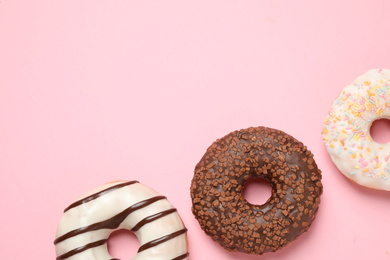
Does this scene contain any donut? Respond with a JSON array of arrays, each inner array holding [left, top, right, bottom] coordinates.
[[190, 126, 323, 254], [323, 69, 390, 191], [54, 180, 189, 260]]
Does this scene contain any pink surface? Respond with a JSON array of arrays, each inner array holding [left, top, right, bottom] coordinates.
[[1, 1, 390, 259]]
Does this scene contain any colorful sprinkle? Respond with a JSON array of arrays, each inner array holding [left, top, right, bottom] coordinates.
[[322, 69, 390, 190]]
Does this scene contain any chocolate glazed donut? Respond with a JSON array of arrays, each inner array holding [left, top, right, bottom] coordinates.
[[190, 126, 323, 254]]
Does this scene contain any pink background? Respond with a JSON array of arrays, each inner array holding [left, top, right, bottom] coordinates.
[[1, 0, 390, 259]]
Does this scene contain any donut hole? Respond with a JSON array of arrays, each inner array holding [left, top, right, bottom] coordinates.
[[242, 177, 273, 205], [370, 118, 390, 144], [107, 229, 140, 259]]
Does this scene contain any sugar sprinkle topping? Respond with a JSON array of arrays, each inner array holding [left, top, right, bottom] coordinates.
[[323, 69, 390, 180]]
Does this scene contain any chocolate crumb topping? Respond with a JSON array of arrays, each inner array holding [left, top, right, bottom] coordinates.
[[190, 126, 323, 255]]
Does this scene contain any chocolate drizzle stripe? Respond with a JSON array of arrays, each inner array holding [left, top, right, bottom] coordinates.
[[54, 195, 166, 244], [138, 228, 187, 253], [56, 239, 107, 260], [131, 208, 177, 232], [64, 181, 139, 212], [172, 253, 190, 260]]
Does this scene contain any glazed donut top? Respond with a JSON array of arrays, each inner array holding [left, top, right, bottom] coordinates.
[[54, 180, 189, 260], [191, 126, 323, 254], [323, 69, 390, 190]]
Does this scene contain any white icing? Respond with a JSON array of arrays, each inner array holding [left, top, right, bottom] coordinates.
[[54, 181, 189, 260], [323, 69, 390, 190]]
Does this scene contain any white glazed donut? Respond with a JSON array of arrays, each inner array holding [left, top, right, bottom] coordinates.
[[54, 180, 189, 260], [323, 68, 390, 191]]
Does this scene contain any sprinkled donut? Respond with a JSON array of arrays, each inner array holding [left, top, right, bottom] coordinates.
[[54, 181, 189, 260], [323, 69, 390, 191], [190, 126, 323, 254]]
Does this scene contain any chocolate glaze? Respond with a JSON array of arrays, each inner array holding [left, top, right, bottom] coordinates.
[[64, 181, 139, 212], [190, 126, 323, 255], [131, 208, 177, 232], [56, 239, 107, 260], [172, 253, 190, 260], [138, 228, 188, 252]]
